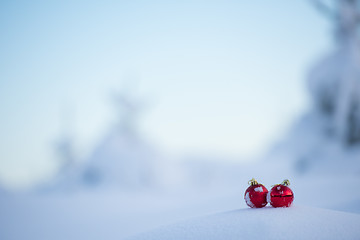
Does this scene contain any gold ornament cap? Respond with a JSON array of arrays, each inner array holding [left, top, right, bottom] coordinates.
[[281, 179, 290, 186], [248, 178, 259, 186]]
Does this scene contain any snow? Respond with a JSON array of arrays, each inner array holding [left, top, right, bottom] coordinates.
[[127, 206, 360, 240], [1, 171, 360, 240], [267, 191, 271, 204], [244, 192, 254, 208], [0, 189, 242, 240], [254, 186, 263, 192]]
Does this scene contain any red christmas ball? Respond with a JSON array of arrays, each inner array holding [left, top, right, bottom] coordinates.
[[268, 179, 294, 208], [244, 178, 268, 208]]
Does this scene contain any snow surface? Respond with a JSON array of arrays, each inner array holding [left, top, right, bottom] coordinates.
[[128, 206, 360, 240], [1, 171, 360, 240]]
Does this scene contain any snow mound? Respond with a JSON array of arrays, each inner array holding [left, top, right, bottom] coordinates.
[[128, 206, 360, 240]]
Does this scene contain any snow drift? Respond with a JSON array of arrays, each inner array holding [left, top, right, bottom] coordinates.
[[128, 206, 360, 240]]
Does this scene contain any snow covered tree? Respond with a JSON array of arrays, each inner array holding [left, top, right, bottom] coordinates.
[[270, 1, 360, 174], [82, 88, 157, 190], [54, 106, 76, 175], [309, 0, 360, 145]]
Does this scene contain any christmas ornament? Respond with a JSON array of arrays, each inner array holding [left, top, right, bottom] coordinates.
[[244, 178, 268, 208], [268, 179, 294, 208]]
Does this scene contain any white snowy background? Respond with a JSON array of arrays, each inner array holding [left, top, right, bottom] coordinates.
[[0, 0, 360, 239]]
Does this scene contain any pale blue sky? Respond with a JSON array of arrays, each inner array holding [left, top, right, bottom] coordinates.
[[0, 0, 333, 188]]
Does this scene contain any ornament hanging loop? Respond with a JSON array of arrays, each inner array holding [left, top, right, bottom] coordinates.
[[248, 178, 259, 186], [282, 179, 290, 186]]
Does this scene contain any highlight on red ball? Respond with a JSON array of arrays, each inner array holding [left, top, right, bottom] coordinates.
[[268, 179, 294, 208], [244, 178, 268, 208]]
